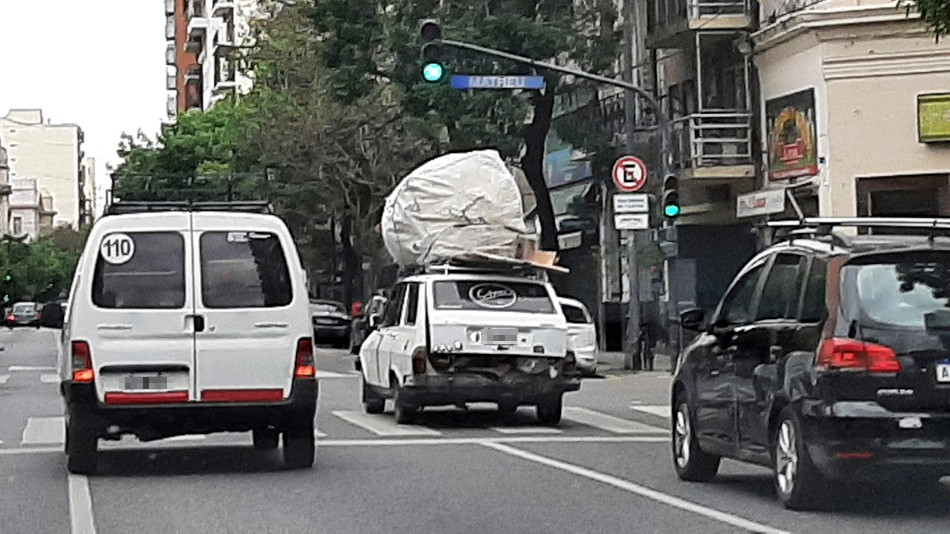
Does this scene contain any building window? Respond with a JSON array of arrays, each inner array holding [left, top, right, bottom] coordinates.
[[13, 217, 22, 235]]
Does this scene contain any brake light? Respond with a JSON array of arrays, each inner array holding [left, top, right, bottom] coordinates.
[[295, 337, 316, 378], [817, 338, 901, 373], [72, 341, 94, 383], [6, 315, 14, 322], [411, 347, 427, 375]]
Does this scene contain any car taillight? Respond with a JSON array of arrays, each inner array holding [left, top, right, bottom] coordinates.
[[295, 337, 316, 378], [72, 341, 94, 383], [6, 315, 14, 322], [817, 338, 901, 373], [411, 347, 427, 375]]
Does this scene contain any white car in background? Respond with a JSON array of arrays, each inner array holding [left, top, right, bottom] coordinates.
[[559, 298, 598, 375]]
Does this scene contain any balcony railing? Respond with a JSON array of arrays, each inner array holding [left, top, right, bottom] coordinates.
[[673, 112, 753, 170]]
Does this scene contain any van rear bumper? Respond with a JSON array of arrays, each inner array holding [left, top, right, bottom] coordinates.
[[401, 373, 581, 407], [62, 379, 317, 440]]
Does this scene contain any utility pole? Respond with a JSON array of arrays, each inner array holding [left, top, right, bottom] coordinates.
[[621, 0, 640, 370]]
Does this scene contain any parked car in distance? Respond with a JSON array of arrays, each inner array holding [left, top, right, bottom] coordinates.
[[559, 297, 598, 376], [310, 299, 352, 348], [349, 294, 388, 355], [7, 302, 41, 328]]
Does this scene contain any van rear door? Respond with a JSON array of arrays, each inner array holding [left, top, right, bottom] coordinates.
[[88, 215, 197, 403], [192, 214, 305, 402]]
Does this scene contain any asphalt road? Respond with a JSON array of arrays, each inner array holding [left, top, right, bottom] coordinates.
[[1, 328, 949, 533]]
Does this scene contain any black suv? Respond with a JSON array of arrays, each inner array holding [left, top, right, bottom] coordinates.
[[672, 219, 950, 510]]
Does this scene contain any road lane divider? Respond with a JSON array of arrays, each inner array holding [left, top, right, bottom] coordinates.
[[68, 474, 97, 534], [332, 410, 442, 436], [480, 442, 789, 534], [564, 407, 667, 434], [8, 365, 58, 372], [489, 426, 563, 435], [629, 404, 672, 419]]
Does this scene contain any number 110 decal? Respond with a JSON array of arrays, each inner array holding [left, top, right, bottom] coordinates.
[[100, 233, 136, 265]]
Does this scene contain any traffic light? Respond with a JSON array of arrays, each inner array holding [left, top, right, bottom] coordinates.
[[661, 174, 681, 219], [419, 19, 447, 83]]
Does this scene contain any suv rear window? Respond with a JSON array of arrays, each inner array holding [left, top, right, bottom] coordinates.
[[433, 281, 555, 314], [92, 232, 186, 309], [845, 251, 950, 329], [200, 231, 292, 308]]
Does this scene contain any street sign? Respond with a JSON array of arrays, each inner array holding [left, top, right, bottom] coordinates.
[[612, 156, 648, 192], [613, 193, 649, 214], [450, 75, 546, 90], [614, 213, 650, 230], [557, 231, 583, 250]]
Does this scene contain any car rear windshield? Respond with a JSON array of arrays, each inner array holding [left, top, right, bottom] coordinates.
[[13, 304, 35, 313], [562, 304, 590, 324], [433, 280, 555, 314], [92, 232, 186, 309], [200, 231, 292, 308], [844, 251, 950, 329], [312, 302, 346, 314]]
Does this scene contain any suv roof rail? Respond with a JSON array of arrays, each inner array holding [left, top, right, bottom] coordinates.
[[104, 201, 274, 216], [766, 217, 950, 230]]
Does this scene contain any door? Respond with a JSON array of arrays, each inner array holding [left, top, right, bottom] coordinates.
[[375, 283, 407, 387], [88, 216, 197, 402], [385, 282, 423, 386], [694, 261, 765, 450], [192, 215, 304, 401]]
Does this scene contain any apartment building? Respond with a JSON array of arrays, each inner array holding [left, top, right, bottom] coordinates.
[[0, 146, 10, 235], [8, 178, 55, 242], [80, 157, 96, 225], [0, 109, 83, 229], [166, 0, 255, 120]]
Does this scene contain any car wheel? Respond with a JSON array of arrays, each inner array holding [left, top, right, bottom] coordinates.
[[774, 407, 824, 510], [66, 420, 98, 475], [253, 429, 280, 451], [392, 382, 418, 425], [283, 422, 315, 469], [497, 401, 518, 416], [362, 379, 385, 415], [672, 396, 720, 482], [536, 395, 563, 425]]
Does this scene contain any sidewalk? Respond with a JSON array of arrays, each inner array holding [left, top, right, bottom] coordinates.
[[597, 348, 675, 375]]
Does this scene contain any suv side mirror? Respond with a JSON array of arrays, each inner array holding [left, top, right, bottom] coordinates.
[[680, 308, 705, 331]]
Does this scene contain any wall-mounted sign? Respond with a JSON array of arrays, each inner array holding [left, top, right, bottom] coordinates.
[[766, 88, 819, 181], [737, 189, 786, 218], [613, 193, 650, 214], [918, 93, 950, 143], [614, 213, 650, 230]]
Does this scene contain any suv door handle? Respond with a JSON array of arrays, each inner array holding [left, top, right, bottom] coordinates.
[[187, 315, 205, 333]]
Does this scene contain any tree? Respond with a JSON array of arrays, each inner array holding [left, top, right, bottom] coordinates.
[[0, 230, 84, 304], [901, 0, 950, 39]]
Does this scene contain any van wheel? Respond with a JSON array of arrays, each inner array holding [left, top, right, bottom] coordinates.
[[253, 429, 279, 451], [66, 421, 98, 475], [283, 422, 315, 469], [536, 395, 563, 425], [362, 380, 385, 414], [774, 407, 824, 510], [672, 396, 720, 482], [392, 383, 418, 425]]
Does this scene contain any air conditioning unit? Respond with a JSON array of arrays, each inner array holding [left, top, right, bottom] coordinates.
[[166, 43, 176, 65], [166, 16, 176, 40], [165, 0, 175, 15]]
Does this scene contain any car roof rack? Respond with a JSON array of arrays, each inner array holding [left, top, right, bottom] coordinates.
[[104, 201, 274, 216], [766, 217, 950, 249]]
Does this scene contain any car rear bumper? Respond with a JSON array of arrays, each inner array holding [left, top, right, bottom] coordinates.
[[62, 379, 318, 440], [802, 401, 950, 480], [313, 325, 349, 339], [400, 373, 581, 406]]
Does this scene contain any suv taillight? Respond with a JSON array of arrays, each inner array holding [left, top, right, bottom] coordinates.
[[72, 341, 94, 383], [295, 337, 316, 378], [817, 338, 901, 373], [411, 347, 427, 375]]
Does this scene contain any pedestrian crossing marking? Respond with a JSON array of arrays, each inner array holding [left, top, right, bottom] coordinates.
[[630, 405, 671, 419], [316, 371, 356, 379], [332, 411, 442, 437], [40, 374, 59, 384], [564, 407, 666, 434], [21, 416, 65, 445], [489, 426, 563, 435]]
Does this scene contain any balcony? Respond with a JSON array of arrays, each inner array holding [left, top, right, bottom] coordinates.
[[166, 43, 176, 66], [186, 32, 204, 55], [673, 113, 755, 180], [214, 57, 237, 91], [165, 0, 175, 15], [185, 80, 204, 111], [214, 19, 236, 55], [212, 0, 235, 17], [648, 0, 753, 47], [187, 0, 209, 39]]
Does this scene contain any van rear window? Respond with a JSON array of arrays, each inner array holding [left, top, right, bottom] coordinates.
[[92, 232, 186, 309], [433, 281, 555, 314], [200, 231, 292, 308]]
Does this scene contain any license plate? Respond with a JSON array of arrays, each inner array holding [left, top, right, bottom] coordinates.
[[937, 362, 950, 383], [486, 328, 518, 345], [125, 374, 168, 390]]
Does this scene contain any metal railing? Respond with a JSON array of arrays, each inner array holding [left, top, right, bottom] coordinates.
[[673, 112, 753, 169]]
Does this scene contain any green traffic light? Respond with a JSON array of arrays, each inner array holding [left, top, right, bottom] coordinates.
[[422, 62, 444, 83], [664, 204, 681, 218]]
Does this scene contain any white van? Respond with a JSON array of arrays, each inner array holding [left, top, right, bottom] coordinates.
[[58, 203, 317, 474], [359, 268, 581, 425]]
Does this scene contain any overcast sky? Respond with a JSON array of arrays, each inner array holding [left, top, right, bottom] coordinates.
[[0, 1, 167, 208]]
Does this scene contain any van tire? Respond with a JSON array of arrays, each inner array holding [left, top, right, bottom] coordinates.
[[362, 380, 385, 414], [66, 422, 98, 475], [536, 395, 563, 425], [253, 429, 279, 451], [283, 422, 315, 469], [392, 383, 418, 425]]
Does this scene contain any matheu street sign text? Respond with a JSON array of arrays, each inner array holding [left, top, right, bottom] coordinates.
[[451, 75, 546, 90]]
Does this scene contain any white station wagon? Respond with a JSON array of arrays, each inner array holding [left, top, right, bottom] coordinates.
[[359, 267, 582, 425]]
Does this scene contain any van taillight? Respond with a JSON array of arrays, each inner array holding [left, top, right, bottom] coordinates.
[[411, 347, 427, 375], [72, 341, 94, 383], [295, 338, 316, 378], [817, 338, 901, 373]]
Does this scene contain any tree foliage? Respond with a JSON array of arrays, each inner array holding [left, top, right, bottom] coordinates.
[[0, 228, 88, 303], [901, 0, 950, 39]]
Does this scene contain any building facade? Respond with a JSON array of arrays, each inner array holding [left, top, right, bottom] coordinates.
[[0, 109, 83, 229], [80, 157, 96, 225], [7, 178, 51, 242]]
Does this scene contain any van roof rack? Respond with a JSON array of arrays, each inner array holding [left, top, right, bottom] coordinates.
[[766, 217, 950, 230], [104, 201, 274, 216]]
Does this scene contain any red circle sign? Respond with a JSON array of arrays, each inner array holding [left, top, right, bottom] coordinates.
[[612, 156, 648, 192]]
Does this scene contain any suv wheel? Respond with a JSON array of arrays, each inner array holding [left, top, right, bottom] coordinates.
[[283, 421, 315, 469], [672, 396, 720, 482], [392, 382, 418, 425], [253, 429, 280, 451], [774, 408, 823, 510], [362, 379, 385, 414], [536, 395, 563, 425], [66, 420, 98, 475]]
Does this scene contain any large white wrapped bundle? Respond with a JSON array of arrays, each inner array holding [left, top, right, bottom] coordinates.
[[381, 150, 532, 268]]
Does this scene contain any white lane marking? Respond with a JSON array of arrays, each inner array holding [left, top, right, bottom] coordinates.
[[482, 442, 789, 534], [564, 407, 666, 434], [9, 366, 57, 372], [21, 416, 66, 445], [41, 374, 60, 384], [316, 371, 357, 379], [68, 474, 97, 534], [0, 374, 9, 385], [489, 426, 563, 435], [315, 430, 328, 438], [164, 435, 206, 442], [332, 411, 441, 436], [630, 405, 672, 419]]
